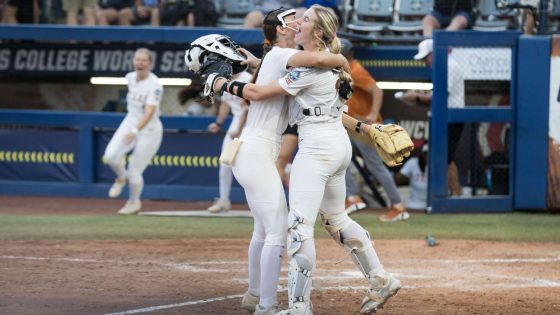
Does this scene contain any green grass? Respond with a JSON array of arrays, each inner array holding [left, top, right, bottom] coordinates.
[[0, 212, 559, 243]]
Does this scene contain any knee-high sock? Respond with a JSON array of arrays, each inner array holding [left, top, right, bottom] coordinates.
[[219, 164, 233, 201], [128, 180, 143, 202], [248, 238, 264, 297], [340, 220, 383, 273], [259, 244, 284, 308]]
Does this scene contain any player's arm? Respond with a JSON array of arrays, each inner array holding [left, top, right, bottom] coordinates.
[[208, 101, 231, 133], [125, 105, 157, 144], [365, 82, 383, 123], [212, 77, 287, 101], [288, 51, 349, 72]]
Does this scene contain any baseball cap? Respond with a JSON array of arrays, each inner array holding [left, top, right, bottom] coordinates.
[[413, 39, 433, 60], [339, 38, 353, 55]]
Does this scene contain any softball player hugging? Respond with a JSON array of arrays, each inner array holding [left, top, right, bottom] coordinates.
[[202, 5, 402, 315]]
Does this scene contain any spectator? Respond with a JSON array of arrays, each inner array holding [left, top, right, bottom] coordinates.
[[401, 38, 465, 196], [339, 38, 409, 222], [422, 0, 476, 37], [63, 0, 96, 25], [243, 0, 300, 28], [395, 144, 429, 211], [95, 0, 134, 25], [1, 0, 40, 24], [119, 0, 160, 26], [160, 0, 218, 26]]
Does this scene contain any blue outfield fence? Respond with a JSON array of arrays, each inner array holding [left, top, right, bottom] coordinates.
[[0, 110, 246, 202]]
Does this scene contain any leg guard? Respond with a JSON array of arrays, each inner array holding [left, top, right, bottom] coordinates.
[[287, 254, 313, 308], [320, 212, 377, 279], [284, 210, 315, 314]]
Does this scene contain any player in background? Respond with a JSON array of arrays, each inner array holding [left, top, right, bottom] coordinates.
[[207, 70, 251, 213], [104, 48, 163, 215]]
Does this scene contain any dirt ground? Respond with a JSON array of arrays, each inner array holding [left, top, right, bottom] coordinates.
[[1, 196, 560, 315]]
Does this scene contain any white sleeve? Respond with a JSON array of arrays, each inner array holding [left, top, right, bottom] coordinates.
[[278, 68, 315, 96], [146, 82, 163, 107]]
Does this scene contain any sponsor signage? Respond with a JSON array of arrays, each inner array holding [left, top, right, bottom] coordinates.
[[451, 48, 512, 81]]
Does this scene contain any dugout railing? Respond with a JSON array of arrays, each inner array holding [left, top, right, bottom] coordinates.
[[428, 31, 551, 213]]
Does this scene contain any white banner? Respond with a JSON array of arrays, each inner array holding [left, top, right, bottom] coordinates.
[[451, 48, 511, 81]]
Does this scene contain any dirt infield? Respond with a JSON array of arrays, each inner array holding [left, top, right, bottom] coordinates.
[[1, 196, 560, 315]]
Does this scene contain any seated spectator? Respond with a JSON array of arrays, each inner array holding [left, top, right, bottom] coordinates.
[[1, 0, 40, 24], [119, 0, 160, 26], [243, 0, 301, 28], [64, 0, 96, 25], [394, 144, 429, 211], [160, 0, 217, 26], [95, 0, 134, 25], [422, 0, 476, 37]]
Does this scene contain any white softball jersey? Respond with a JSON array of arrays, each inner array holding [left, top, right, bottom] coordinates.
[[279, 67, 344, 126], [243, 46, 299, 137], [124, 71, 163, 128]]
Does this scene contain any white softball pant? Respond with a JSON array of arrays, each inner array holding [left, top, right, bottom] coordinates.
[[288, 120, 352, 239], [104, 117, 163, 185], [232, 127, 288, 246]]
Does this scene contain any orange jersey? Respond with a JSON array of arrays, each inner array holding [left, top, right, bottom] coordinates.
[[347, 59, 382, 123]]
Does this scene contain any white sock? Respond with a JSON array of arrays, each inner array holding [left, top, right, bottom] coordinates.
[[248, 238, 264, 296], [259, 244, 284, 308], [128, 180, 143, 202]]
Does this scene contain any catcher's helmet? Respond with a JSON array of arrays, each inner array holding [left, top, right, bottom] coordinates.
[[184, 34, 247, 75]]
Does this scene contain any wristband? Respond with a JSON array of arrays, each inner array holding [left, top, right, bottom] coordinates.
[[355, 121, 362, 133], [218, 81, 228, 96], [131, 127, 139, 135], [214, 121, 222, 127]]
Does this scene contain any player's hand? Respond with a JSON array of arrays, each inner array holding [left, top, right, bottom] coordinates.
[[237, 47, 260, 69], [208, 122, 221, 133]]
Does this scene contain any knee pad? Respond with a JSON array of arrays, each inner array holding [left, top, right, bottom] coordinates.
[[320, 212, 353, 247], [287, 254, 313, 308], [287, 210, 314, 257], [320, 212, 375, 277]]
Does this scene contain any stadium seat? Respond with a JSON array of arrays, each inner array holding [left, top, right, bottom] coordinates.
[[346, 0, 394, 34], [389, 0, 433, 33], [473, 0, 519, 31], [216, 0, 255, 28]]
